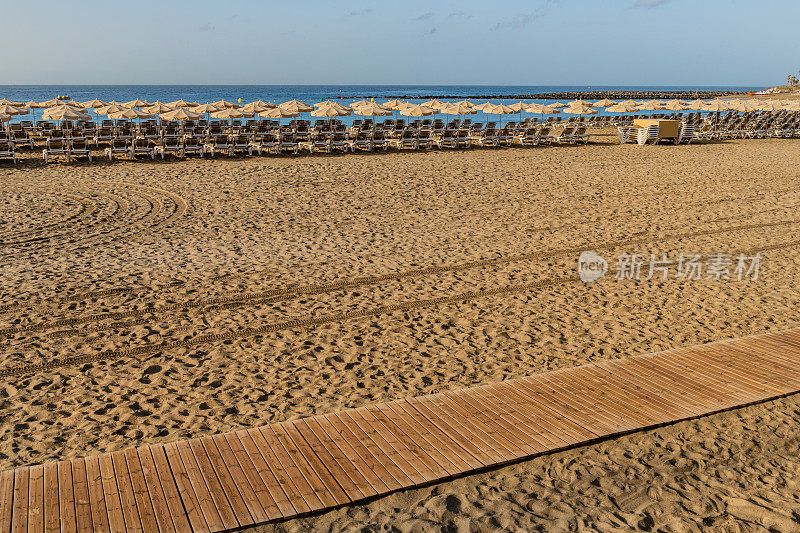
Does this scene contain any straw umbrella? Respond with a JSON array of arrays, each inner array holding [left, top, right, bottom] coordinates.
[[421, 99, 445, 110], [0, 105, 27, 116], [311, 104, 352, 130], [260, 107, 300, 129], [123, 99, 148, 108], [108, 108, 155, 131], [167, 99, 199, 108], [440, 103, 477, 126], [605, 103, 637, 113], [350, 99, 370, 109], [399, 104, 436, 118], [383, 99, 406, 109], [159, 108, 201, 122], [353, 101, 392, 125], [191, 103, 222, 122], [279, 100, 313, 113], [212, 100, 242, 109], [41, 106, 91, 123], [593, 98, 617, 107], [143, 101, 174, 113], [23, 101, 48, 125], [315, 100, 350, 112], [548, 102, 568, 109], [80, 99, 110, 125], [636, 101, 664, 117], [483, 103, 516, 127], [0, 99, 24, 107], [526, 102, 560, 117], [563, 104, 598, 123]]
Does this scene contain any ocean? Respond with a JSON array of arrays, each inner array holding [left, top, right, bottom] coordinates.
[[1, 85, 761, 125]]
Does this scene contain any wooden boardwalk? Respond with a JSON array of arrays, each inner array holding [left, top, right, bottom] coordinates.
[[3, 327, 800, 532]]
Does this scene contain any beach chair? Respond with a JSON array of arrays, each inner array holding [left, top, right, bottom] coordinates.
[[204, 136, 232, 157], [95, 126, 114, 146], [393, 130, 418, 150], [455, 129, 472, 148], [572, 127, 590, 144], [183, 136, 203, 157], [518, 127, 539, 146], [617, 126, 635, 144], [104, 138, 130, 161], [43, 139, 70, 163], [232, 134, 252, 156], [677, 123, 695, 144], [636, 125, 660, 145], [130, 138, 156, 160], [371, 131, 388, 151], [157, 137, 185, 158], [10, 129, 33, 149], [417, 130, 437, 150], [277, 132, 299, 154], [69, 138, 92, 161], [351, 131, 372, 152], [0, 140, 16, 164], [553, 126, 576, 145]]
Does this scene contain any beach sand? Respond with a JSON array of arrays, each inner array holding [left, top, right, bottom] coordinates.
[[2, 129, 800, 530]]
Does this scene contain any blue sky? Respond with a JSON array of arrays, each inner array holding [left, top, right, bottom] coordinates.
[[4, 0, 798, 86]]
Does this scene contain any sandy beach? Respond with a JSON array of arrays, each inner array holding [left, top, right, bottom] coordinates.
[[2, 129, 800, 531]]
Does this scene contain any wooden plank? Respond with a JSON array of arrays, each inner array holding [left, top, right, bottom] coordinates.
[[446, 387, 542, 457], [257, 426, 324, 512], [209, 434, 268, 524], [149, 445, 193, 533], [313, 414, 393, 495], [467, 384, 565, 452], [6, 327, 800, 533], [199, 436, 254, 527], [187, 438, 239, 530], [163, 442, 210, 533], [56, 461, 77, 533], [292, 418, 367, 502], [123, 448, 159, 533], [27, 464, 44, 533], [11, 468, 28, 533], [245, 428, 311, 515], [110, 451, 142, 533], [173, 440, 225, 532], [42, 463, 59, 533], [345, 409, 429, 486], [233, 431, 295, 518], [374, 402, 462, 476], [0, 470, 15, 533], [137, 446, 176, 533], [98, 454, 126, 533], [221, 433, 283, 521], [406, 395, 495, 467], [83, 456, 110, 533], [281, 422, 349, 506], [384, 400, 482, 473], [69, 460, 93, 533], [334, 411, 415, 489]]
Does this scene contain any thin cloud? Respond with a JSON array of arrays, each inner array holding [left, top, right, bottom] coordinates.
[[348, 8, 373, 16], [492, 12, 540, 31], [422, 27, 437, 36], [415, 12, 434, 21], [199, 23, 215, 32], [448, 11, 472, 20], [633, 0, 671, 7]]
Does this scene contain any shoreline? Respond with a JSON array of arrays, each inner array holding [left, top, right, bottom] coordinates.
[[340, 90, 748, 100]]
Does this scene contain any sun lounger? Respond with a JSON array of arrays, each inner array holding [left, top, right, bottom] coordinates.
[[183, 136, 203, 157], [0, 140, 16, 164], [130, 139, 156, 160], [104, 138, 130, 161], [232, 134, 252, 155], [69, 138, 92, 161], [157, 137, 185, 158], [42, 139, 70, 163]]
